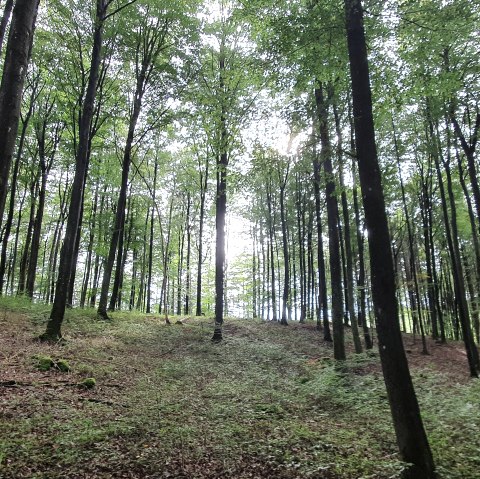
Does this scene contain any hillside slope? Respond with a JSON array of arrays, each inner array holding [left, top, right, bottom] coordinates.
[[1, 298, 479, 478]]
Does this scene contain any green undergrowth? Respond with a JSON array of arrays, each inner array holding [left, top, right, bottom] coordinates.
[[1, 299, 479, 478]]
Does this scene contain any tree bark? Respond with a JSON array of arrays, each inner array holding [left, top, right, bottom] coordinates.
[[0, 0, 39, 226], [344, 1, 436, 477], [0, 0, 14, 55], [315, 83, 345, 360]]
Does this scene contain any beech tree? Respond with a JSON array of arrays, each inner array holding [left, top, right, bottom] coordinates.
[[0, 0, 39, 227], [344, 0, 436, 476]]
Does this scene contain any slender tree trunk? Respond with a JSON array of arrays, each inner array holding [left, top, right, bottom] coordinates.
[[80, 185, 99, 307], [185, 192, 191, 315], [213, 142, 227, 340], [110, 197, 132, 311], [136, 211, 149, 311], [312, 124, 331, 340], [266, 181, 277, 322], [18, 178, 37, 294], [279, 167, 290, 325], [334, 102, 362, 353], [196, 160, 208, 316], [145, 159, 157, 312], [295, 175, 306, 323], [344, 2, 436, 476], [25, 169, 46, 297], [7, 188, 26, 294], [315, 84, 345, 360]]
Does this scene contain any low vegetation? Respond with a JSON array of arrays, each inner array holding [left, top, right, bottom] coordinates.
[[1, 297, 479, 478]]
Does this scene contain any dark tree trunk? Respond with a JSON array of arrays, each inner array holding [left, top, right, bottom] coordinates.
[[442, 117, 479, 373], [0, 0, 39, 225], [456, 151, 480, 342], [344, 1, 436, 477], [315, 84, 345, 360], [312, 124, 331, 340], [306, 207, 314, 319], [176, 213, 185, 316], [25, 169, 46, 298], [130, 247, 138, 310], [450, 111, 480, 231], [260, 218, 267, 320], [213, 147, 227, 340], [18, 178, 37, 294], [0, 0, 14, 55], [351, 154, 372, 348], [334, 102, 362, 353]]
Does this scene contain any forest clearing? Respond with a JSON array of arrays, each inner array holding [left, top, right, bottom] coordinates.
[[1, 298, 480, 479]]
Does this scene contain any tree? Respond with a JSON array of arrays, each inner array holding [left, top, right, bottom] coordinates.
[[344, 1, 436, 477], [0, 0, 39, 227], [97, 4, 173, 319]]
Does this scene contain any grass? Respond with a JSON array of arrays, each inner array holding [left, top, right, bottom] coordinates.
[[0, 296, 479, 478]]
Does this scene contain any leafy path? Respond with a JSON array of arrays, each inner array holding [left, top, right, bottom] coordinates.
[[1, 299, 479, 478]]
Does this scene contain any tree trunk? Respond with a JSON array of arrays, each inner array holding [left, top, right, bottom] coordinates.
[[196, 159, 208, 316], [266, 181, 277, 322], [0, 0, 14, 55], [146, 163, 156, 313], [279, 166, 290, 325], [185, 192, 192, 315], [344, 1, 436, 477], [315, 83, 345, 360], [0, 0, 39, 225], [334, 101, 362, 353], [18, 178, 37, 294]]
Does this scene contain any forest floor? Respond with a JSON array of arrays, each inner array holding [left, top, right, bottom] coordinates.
[[1, 297, 480, 479]]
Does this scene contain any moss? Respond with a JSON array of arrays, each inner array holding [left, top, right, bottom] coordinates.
[[79, 378, 96, 389], [34, 355, 54, 371], [54, 359, 70, 372]]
